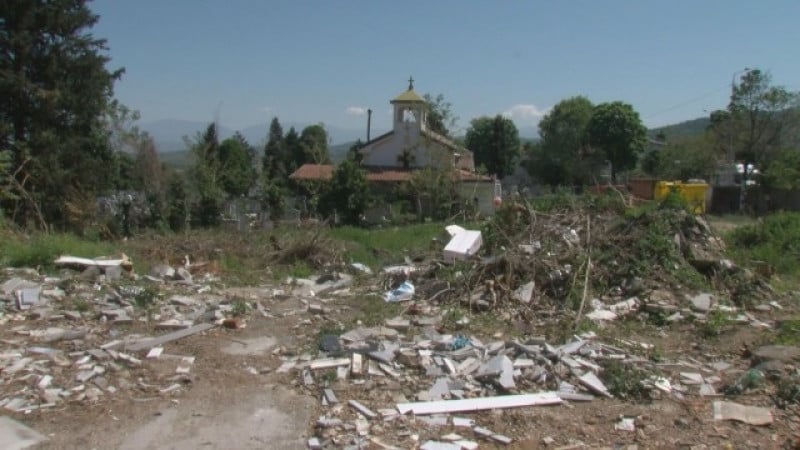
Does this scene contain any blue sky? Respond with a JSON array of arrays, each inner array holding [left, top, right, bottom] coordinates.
[[92, 0, 800, 140]]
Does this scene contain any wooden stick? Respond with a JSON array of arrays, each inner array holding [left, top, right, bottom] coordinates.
[[574, 215, 592, 328]]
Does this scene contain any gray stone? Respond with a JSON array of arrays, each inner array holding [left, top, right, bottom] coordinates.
[[689, 293, 713, 312], [175, 267, 193, 283], [1, 278, 39, 295], [752, 345, 800, 364], [104, 265, 123, 281], [15, 287, 42, 310], [318, 334, 341, 353], [150, 264, 175, 279], [512, 281, 535, 303]]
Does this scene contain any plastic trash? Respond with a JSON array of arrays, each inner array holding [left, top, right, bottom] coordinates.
[[451, 335, 470, 350], [384, 281, 415, 303], [351, 263, 372, 274]]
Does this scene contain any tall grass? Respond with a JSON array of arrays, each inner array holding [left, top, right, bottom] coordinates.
[[328, 222, 448, 267], [0, 232, 118, 268], [727, 212, 800, 276]]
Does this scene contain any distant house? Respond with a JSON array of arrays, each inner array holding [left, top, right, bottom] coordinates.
[[289, 78, 496, 215]]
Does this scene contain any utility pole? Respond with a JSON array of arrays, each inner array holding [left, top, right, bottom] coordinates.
[[730, 68, 749, 211]]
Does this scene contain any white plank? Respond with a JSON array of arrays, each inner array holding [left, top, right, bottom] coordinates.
[[396, 392, 561, 415]]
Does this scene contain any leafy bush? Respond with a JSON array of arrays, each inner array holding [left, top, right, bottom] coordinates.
[[600, 360, 651, 401], [727, 212, 800, 275]]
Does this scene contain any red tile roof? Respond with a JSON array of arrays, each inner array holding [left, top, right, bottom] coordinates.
[[289, 164, 334, 181], [289, 164, 492, 183]]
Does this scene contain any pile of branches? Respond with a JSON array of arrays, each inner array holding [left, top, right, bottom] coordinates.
[[429, 195, 763, 316]]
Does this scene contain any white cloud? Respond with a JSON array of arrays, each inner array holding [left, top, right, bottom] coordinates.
[[260, 106, 272, 113], [503, 104, 548, 120], [345, 106, 368, 116]]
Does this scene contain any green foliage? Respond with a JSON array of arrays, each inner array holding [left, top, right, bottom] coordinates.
[[72, 298, 90, 313], [586, 101, 648, 183], [132, 285, 159, 311], [188, 124, 225, 227], [319, 159, 370, 225], [348, 294, 403, 327], [600, 360, 651, 401], [328, 222, 445, 267], [218, 133, 256, 197], [300, 124, 331, 164], [530, 96, 602, 186], [727, 212, 800, 276], [0, 0, 123, 230], [258, 177, 287, 222], [0, 150, 13, 203], [699, 311, 731, 338], [761, 148, 800, 190], [263, 117, 286, 179], [230, 298, 251, 317], [644, 134, 721, 181], [776, 375, 800, 407], [284, 127, 302, 175], [347, 139, 364, 163], [167, 175, 189, 231], [423, 93, 458, 137], [0, 232, 116, 268], [465, 115, 521, 178], [774, 319, 800, 345], [400, 167, 461, 221], [727, 69, 799, 168]]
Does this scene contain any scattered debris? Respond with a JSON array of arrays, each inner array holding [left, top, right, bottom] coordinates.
[[713, 401, 773, 426], [384, 281, 415, 303], [397, 393, 562, 415], [443, 226, 482, 262], [0, 416, 48, 449]]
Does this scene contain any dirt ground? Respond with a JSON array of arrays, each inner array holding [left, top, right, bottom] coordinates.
[[5, 286, 795, 450], [16, 295, 316, 450]]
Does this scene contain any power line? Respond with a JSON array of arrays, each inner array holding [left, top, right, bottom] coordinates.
[[644, 84, 729, 119]]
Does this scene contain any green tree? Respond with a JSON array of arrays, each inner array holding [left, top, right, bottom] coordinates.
[[284, 126, 302, 175], [187, 123, 224, 227], [347, 139, 364, 163], [465, 115, 521, 178], [319, 159, 370, 225], [401, 167, 459, 220], [300, 124, 331, 165], [720, 69, 799, 191], [423, 93, 458, 137], [762, 148, 800, 190], [167, 174, 189, 232], [219, 133, 256, 197], [258, 177, 286, 222], [0, 0, 123, 229], [646, 134, 720, 181], [586, 102, 648, 183], [263, 117, 285, 179], [105, 101, 165, 197], [531, 96, 600, 186]]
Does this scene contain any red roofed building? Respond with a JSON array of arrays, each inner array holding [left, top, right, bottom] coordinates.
[[289, 78, 497, 216]]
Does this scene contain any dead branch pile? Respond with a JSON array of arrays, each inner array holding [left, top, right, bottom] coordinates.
[[425, 197, 767, 317]]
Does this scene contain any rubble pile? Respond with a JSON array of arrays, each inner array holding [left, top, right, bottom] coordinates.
[[0, 257, 232, 413], [404, 201, 772, 326], [285, 316, 782, 448]]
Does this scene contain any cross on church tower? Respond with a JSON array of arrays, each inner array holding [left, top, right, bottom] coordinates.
[[408, 76, 414, 90]]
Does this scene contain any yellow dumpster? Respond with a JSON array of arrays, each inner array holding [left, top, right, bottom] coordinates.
[[654, 181, 708, 214]]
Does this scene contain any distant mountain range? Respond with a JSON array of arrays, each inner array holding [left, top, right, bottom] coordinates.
[[141, 119, 543, 154], [649, 117, 710, 140], [141, 119, 378, 153], [150, 117, 711, 169]]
